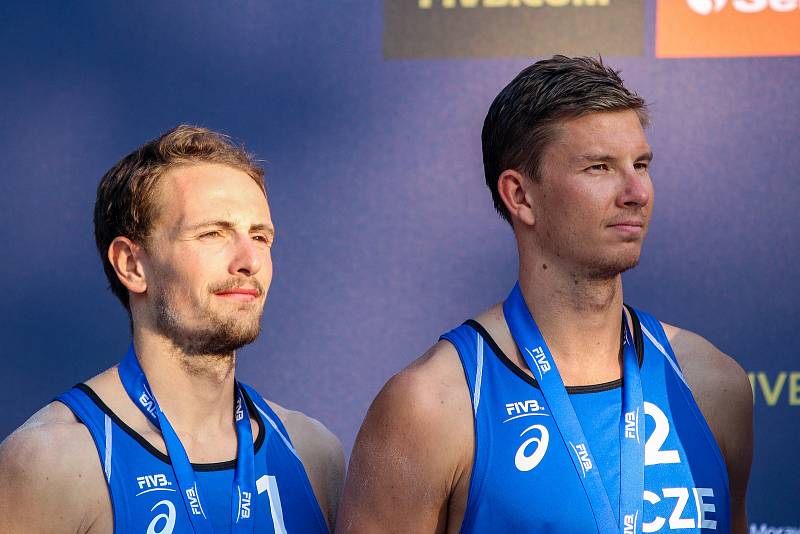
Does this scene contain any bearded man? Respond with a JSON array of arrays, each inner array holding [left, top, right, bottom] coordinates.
[[0, 125, 344, 533]]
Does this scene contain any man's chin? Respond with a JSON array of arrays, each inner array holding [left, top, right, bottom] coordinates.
[[162, 318, 262, 357], [584, 255, 641, 280]]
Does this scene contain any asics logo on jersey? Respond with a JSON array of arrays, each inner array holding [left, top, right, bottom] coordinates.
[[514, 424, 549, 472], [136, 473, 172, 490], [624, 408, 640, 442], [570, 442, 593, 476], [525, 346, 550, 378], [147, 500, 176, 534], [687, 0, 798, 14]]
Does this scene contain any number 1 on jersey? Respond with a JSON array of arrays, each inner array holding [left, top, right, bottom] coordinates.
[[257, 475, 287, 534]]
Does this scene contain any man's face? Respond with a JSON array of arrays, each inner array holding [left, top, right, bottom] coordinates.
[[143, 163, 274, 356], [530, 110, 653, 279]]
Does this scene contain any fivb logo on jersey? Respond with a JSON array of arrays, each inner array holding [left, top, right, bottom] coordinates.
[[657, 0, 800, 57], [136, 473, 172, 491]]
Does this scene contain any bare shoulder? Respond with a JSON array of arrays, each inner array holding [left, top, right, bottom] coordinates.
[[361, 338, 473, 462], [0, 402, 109, 533], [337, 340, 473, 533], [265, 399, 345, 529], [661, 323, 753, 461], [661, 322, 752, 405], [662, 323, 754, 531]]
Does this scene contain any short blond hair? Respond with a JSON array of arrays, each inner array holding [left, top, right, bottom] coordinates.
[[93, 124, 265, 310]]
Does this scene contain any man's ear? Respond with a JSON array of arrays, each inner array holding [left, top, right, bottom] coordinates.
[[108, 237, 147, 296], [497, 169, 536, 226]]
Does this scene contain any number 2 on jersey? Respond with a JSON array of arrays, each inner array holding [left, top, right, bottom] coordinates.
[[644, 402, 680, 466]]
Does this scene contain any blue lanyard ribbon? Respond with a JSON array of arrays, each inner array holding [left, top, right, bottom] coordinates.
[[504, 283, 644, 534], [118, 346, 256, 533]]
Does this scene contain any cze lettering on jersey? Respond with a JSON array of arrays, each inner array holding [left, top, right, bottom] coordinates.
[[643, 488, 717, 532], [136, 473, 172, 490]]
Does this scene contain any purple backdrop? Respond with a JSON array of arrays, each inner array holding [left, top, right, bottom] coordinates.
[[0, 1, 797, 527]]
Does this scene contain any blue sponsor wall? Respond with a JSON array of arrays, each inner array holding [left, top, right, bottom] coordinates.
[[0, 1, 797, 527]]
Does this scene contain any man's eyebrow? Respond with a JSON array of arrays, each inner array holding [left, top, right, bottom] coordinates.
[[184, 220, 236, 231], [575, 151, 654, 162], [250, 223, 275, 238], [184, 220, 275, 236]]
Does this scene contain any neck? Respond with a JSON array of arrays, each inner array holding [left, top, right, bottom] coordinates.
[[517, 254, 624, 384], [130, 326, 237, 436]]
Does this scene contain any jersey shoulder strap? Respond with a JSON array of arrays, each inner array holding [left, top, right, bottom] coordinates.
[[239, 382, 297, 455], [238, 382, 330, 533], [628, 306, 689, 382], [54, 385, 114, 484], [440, 322, 486, 414]]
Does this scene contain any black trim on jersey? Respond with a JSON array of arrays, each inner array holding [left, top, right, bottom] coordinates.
[[463, 305, 645, 395], [73, 382, 266, 472]]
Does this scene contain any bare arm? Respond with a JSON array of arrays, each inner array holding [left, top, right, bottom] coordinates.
[[336, 342, 473, 534], [664, 324, 753, 534], [271, 403, 346, 530], [0, 403, 110, 534]]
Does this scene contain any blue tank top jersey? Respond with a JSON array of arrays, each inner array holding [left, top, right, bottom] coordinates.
[[55, 382, 328, 534], [441, 307, 730, 533]]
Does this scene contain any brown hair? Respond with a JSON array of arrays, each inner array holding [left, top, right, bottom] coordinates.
[[93, 124, 265, 310], [482, 55, 649, 224]]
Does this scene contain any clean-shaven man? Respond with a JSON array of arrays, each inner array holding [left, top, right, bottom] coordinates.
[[338, 56, 752, 533]]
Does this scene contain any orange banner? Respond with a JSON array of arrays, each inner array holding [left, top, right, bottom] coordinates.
[[656, 0, 800, 58]]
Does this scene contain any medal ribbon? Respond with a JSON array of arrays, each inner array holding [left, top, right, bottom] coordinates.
[[118, 345, 256, 533], [504, 283, 644, 533]]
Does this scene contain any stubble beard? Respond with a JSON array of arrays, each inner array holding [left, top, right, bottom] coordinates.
[[582, 250, 642, 280], [154, 288, 263, 358]]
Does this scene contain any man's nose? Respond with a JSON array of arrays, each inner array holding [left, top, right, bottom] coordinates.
[[229, 234, 262, 276], [618, 166, 650, 208]]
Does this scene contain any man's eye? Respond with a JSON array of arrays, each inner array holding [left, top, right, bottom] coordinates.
[[252, 234, 272, 246], [634, 162, 649, 171], [200, 231, 222, 239], [588, 164, 608, 172]]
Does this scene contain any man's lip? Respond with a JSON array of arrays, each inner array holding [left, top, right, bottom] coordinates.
[[608, 220, 644, 228], [214, 288, 261, 297]]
